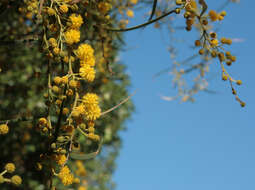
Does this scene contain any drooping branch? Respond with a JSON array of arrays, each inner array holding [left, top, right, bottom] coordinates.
[[106, 8, 177, 32], [148, 0, 158, 21]]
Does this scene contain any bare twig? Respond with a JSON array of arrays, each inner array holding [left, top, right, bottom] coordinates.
[[101, 91, 136, 116], [38, 0, 45, 16], [106, 8, 177, 32], [148, 0, 158, 21]]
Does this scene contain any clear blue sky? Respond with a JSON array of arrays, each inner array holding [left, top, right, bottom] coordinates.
[[113, 1, 255, 190]]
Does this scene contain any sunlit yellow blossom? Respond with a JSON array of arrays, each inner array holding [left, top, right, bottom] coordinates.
[[220, 11, 227, 17], [84, 104, 101, 121], [82, 93, 99, 106], [69, 14, 83, 29], [126, 9, 134, 18], [0, 124, 9, 135], [79, 65, 95, 82], [61, 173, 74, 186], [55, 154, 67, 165], [5, 163, 15, 173], [76, 44, 94, 61], [209, 10, 218, 21], [11, 175, 22, 186], [54, 76, 62, 85], [78, 186, 87, 190], [210, 39, 219, 47], [130, 0, 138, 5], [72, 105, 85, 117], [53, 47, 60, 55], [59, 166, 71, 178], [60, 4, 68, 13], [49, 38, 57, 47], [64, 29, 80, 45], [80, 57, 95, 67], [58, 166, 73, 186], [69, 80, 78, 88]]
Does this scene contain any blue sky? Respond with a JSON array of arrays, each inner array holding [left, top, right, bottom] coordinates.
[[113, 1, 255, 190]]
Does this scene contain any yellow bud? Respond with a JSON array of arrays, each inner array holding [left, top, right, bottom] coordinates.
[[199, 49, 205, 55], [0, 124, 9, 135], [38, 118, 47, 126], [236, 80, 242, 85], [210, 32, 217, 39], [240, 102, 246, 107], [60, 4, 68, 13], [11, 175, 22, 186], [74, 178, 80, 183], [47, 8, 55, 16], [222, 74, 228, 81], [176, 0, 184, 5], [5, 163, 15, 173], [36, 162, 43, 170], [220, 11, 227, 17], [53, 76, 62, 85], [175, 8, 181, 14], [67, 89, 73, 96], [62, 108, 69, 115], [229, 55, 236, 62], [53, 47, 60, 55], [195, 40, 201, 47], [69, 80, 78, 88], [218, 52, 225, 62], [226, 61, 232, 66], [52, 86, 60, 93]]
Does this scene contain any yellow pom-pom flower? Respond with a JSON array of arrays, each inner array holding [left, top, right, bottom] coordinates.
[[55, 154, 67, 165], [84, 104, 101, 121], [82, 93, 99, 106], [49, 38, 57, 47], [209, 10, 218, 21], [126, 9, 134, 18], [78, 186, 87, 190], [0, 124, 9, 135], [60, 4, 68, 13], [76, 44, 95, 63], [5, 163, 15, 173], [64, 29, 80, 45], [79, 65, 96, 82], [58, 166, 74, 186], [130, 0, 138, 4], [80, 57, 95, 67], [210, 39, 219, 47], [53, 76, 62, 85], [61, 174, 74, 186], [69, 14, 83, 29], [72, 105, 85, 117], [11, 175, 22, 186]]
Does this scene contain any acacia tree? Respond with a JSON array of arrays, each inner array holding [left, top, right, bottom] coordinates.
[[0, 0, 244, 190]]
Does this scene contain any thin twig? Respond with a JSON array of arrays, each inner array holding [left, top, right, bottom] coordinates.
[[38, 0, 45, 16], [101, 91, 136, 116], [106, 9, 177, 32], [148, 0, 158, 21]]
